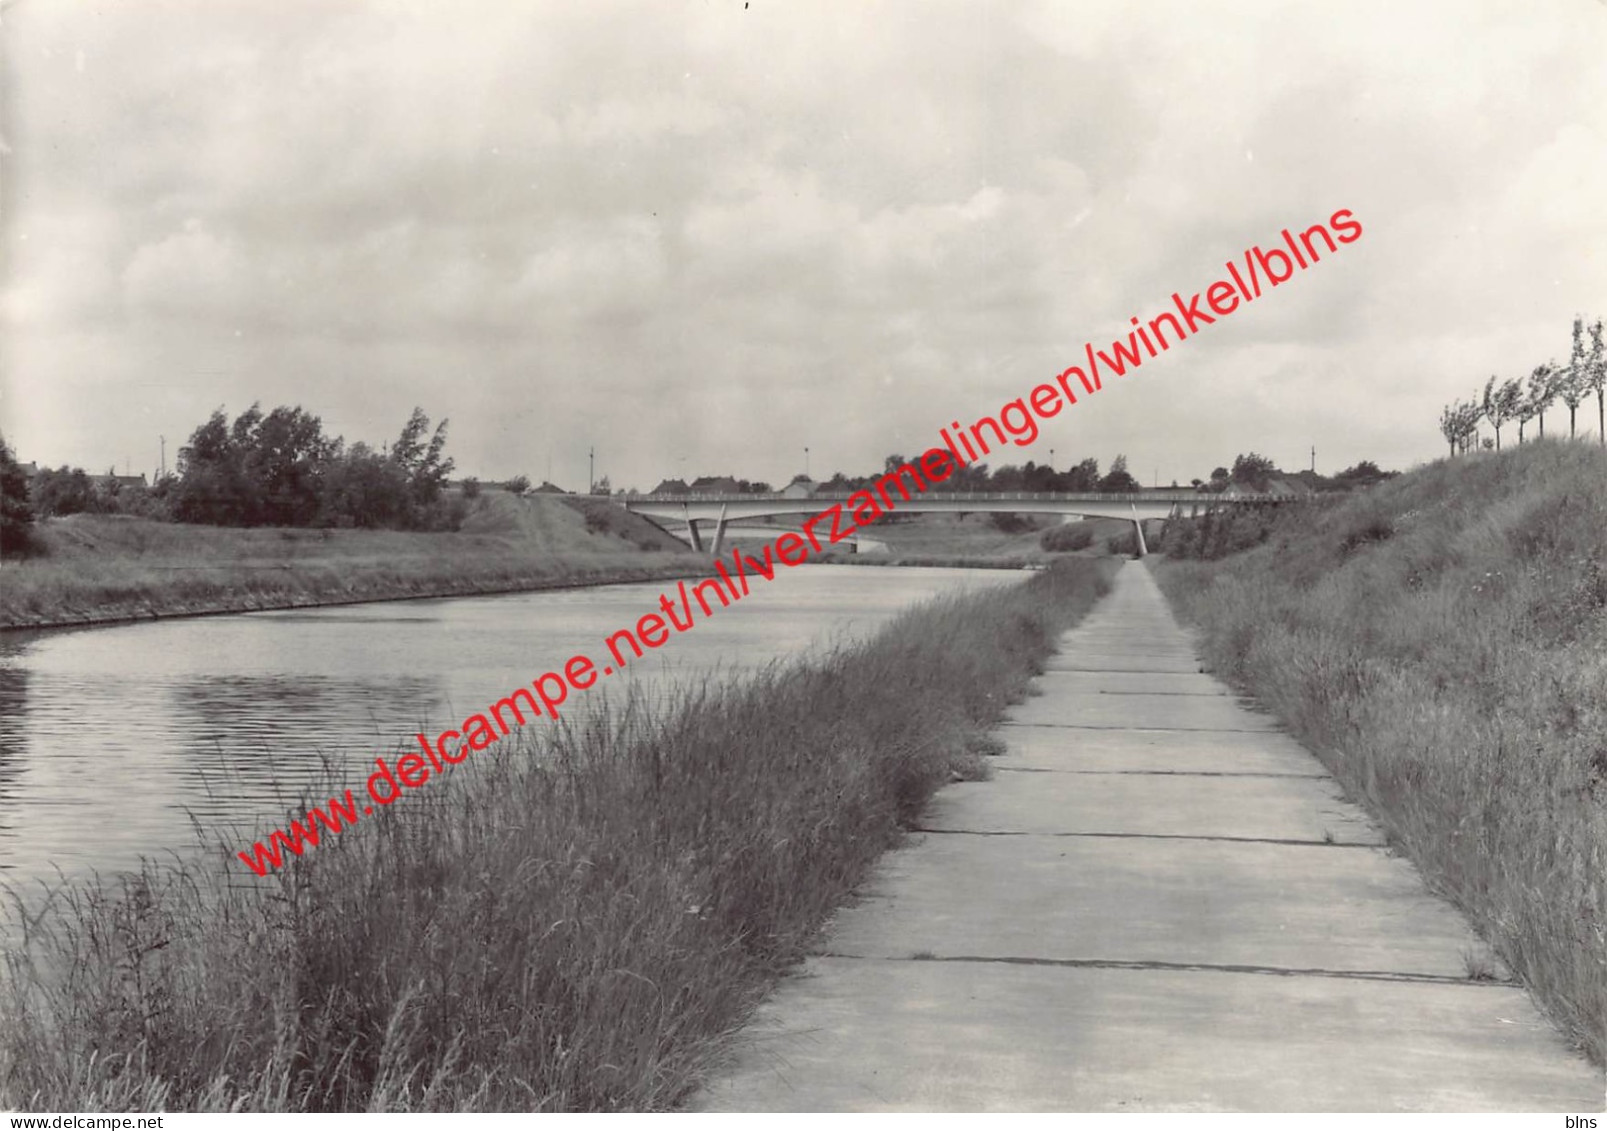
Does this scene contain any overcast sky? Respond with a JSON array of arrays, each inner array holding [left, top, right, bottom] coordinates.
[[2, 0, 1604, 491]]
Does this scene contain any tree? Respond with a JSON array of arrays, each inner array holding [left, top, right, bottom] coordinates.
[[246, 405, 335, 525], [1528, 362, 1558, 439], [0, 435, 34, 555], [1481, 375, 1522, 451], [173, 408, 255, 524], [30, 467, 98, 517], [1514, 373, 1540, 444], [320, 441, 410, 528], [1230, 452, 1277, 489], [1439, 400, 1481, 458], [391, 407, 455, 513], [1438, 404, 1460, 459], [1558, 318, 1591, 439], [504, 475, 531, 494], [1587, 318, 1606, 446], [1334, 460, 1393, 487], [1064, 458, 1100, 492], [1097, 454, 1141, 492], [1459, 401, 1482, 453]]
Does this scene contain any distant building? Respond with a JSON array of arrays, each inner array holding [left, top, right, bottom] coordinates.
[[89, 473, 148, 491], [650, 478, 691, 495], [688, 475, 742, 494], [781, 476, 818, 499]]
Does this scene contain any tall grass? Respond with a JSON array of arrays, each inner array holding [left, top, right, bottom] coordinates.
[[1153, 442, 1606, 1064], [0, 501, 697, 629], [0, 558, 1116, 1111]]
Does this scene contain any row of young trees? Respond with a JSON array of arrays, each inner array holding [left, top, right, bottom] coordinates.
[[1440, 316, 1605, 456]]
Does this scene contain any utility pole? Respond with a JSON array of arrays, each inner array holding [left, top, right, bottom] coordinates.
[[159, 435, 166, 480], [1049, 448, 1055, 470], [804, 446, 810, 478], [589, 447, 595, 495], [1310, 445, 1316, 473]]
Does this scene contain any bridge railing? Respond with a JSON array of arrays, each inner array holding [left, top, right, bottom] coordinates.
[[622, 490, 1295, 504]]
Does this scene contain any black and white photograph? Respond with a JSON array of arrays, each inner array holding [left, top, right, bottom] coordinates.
[[1, 0, 1604, 1116]]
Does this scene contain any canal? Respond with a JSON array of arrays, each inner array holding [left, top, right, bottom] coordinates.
[[0, 565, 1021, 895]]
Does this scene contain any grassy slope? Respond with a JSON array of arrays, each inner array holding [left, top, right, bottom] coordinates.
[[0, 558, 1118, 1111], [0, 493, 700, 629], [805, 513, 1134, 567], [1153, 441, 1607, 1064]]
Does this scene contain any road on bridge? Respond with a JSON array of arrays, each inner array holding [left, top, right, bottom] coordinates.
[[693, 561, 1601, 1112]]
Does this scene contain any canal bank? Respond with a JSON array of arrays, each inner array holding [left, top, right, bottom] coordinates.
[[0, 555, 708, 631], [0, 562, 1117, 1111], [0, 497, 702, 631], [694, 561, 1601, 1111]]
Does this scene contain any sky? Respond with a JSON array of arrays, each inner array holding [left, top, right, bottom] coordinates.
[[2, 0, 1605, 492]]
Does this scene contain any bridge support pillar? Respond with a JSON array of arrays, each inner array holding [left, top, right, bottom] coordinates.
[[709, 504, 730, 559], [682, 506, 705, 553], [1131, 517, 1148, 559]]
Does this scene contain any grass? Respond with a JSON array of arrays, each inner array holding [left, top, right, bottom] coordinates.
[[1152, 440, 1607, 1064], [0, 557, 1117, 1111], [797, 512, 1137, 568], [0, 493, 699, 629]]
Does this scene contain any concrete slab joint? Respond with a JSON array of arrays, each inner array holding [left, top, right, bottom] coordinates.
[[695, 561, 1602, 1113]]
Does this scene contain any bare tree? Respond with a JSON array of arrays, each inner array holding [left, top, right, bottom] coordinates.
[[1481, 375, 1522, 450]]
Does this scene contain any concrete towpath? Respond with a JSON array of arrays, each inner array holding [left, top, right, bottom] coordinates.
[[695, 561, 1603, 1112]]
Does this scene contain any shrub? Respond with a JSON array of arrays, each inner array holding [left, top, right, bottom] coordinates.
[[1, 437, 35, 557], [1040, 524, 1094, 552], [1105, 527, 1139, 556]]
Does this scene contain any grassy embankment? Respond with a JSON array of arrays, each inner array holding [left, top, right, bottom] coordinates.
[[0, 492, 700, 630], [792, 512, 1137, 568], [0, 557, 1118, 1111], [1153, 442, 1606, 1064]]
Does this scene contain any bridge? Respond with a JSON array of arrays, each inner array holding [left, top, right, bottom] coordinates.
[[622, 489, 1293, 558]]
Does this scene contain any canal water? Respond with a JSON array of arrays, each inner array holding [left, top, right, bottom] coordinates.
[[0, 566, 1021, 895]]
